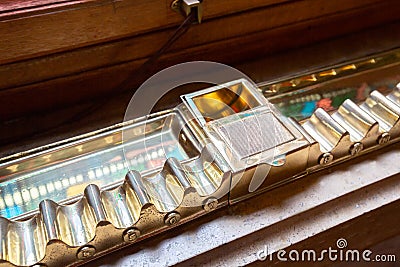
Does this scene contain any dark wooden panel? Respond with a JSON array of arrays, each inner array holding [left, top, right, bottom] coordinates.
[[0, 0, 294, 64], [0, 0, 389, 91], [0, 0, 85, 12]]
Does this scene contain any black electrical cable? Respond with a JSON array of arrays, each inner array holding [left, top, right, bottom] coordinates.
[[61, 11, 197, 125], [118, 11, 197, 93]]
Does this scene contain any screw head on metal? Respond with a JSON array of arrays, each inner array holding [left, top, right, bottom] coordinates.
[[76, 246, 96, 260], [123, 228, 141, 242], [203, 198, 218, 212], [164, 212, 181, 225], [378, 132, 390, 145], [349, 142, 363, 156], [319, 152, 333, 165]]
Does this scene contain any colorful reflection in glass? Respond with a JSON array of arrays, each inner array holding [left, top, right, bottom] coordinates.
[[274, 80, 398, 121]]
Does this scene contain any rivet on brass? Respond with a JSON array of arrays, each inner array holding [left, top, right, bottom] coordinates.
[[203, 198, 218, 212], [164, 212, 181, 225], [349, 142, 363, 156], [123, 228, 141, 243], [319, 153, 334, 165], [76, 246, 96, 260]]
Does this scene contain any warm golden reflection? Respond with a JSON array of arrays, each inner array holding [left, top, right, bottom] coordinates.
[[192, 83, 261, 122], [319, 69, 337, 77]]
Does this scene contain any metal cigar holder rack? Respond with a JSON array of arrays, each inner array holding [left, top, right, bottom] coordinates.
[[1, 49, 400, 266]]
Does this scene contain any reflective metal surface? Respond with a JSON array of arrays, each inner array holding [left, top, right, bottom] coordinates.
[[0, 111, 198, 219], [0, 49, 400, 266]]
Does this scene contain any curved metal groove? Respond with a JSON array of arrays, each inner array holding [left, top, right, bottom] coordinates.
[[0, 215, 46, 266], [56, 197, 98, 247], [39, 200, 58, 241], [0, 143, 231, 266], [125, 170, 151, 205], [2, 79, 399, 266], [302, 89, 400, 169], [331, 99, 382, 151], [387, 84, 400, 105], [302, 108, 350, 153], [101, 186, 138, 229], [332, 99, 379, 142], [84, 184, 106, 222], [360, 90, 400, 132]]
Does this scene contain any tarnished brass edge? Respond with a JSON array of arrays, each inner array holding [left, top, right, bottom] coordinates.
[[1, 90, 399, 266], [302, 88, 400, 168], [231, 87, 400, 204], [0, 144, 231, 266]]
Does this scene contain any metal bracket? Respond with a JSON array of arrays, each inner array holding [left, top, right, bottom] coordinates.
[[172, 0, 203, 24]]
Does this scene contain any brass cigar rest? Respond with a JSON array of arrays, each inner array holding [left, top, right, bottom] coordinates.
[[0, 49, 400, 266]]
